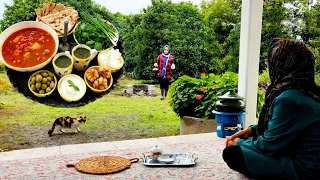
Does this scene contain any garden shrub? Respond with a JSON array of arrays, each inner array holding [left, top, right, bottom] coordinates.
[[170, 72, 265, 119]]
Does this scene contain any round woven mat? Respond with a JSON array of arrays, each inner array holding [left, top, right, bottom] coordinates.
[[68, 156, 139, 175]]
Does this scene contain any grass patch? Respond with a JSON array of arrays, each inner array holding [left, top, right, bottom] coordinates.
[[0, 73, 14, 95], [0, 62, 5, 72], [0, 74, 179, 151]]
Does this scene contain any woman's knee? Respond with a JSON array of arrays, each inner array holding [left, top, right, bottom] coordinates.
[[223, 146, 240, 163], [222, 146, 250, 176], [222, 147, 230, 162]]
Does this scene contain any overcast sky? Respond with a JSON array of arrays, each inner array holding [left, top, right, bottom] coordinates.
[[0, 0, 202, 20]]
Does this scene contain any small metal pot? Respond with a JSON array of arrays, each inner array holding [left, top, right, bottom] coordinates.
[[215, 90, 245, 112]]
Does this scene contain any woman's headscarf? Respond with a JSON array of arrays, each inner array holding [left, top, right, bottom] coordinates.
[[162, 45, 171, 55], [257, 38, 320, 136]]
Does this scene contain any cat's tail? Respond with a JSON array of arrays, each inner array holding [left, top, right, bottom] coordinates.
[[48, 119, 57, 136]]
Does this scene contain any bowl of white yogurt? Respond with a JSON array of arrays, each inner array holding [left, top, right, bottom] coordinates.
[[57, 74, 87, 102]]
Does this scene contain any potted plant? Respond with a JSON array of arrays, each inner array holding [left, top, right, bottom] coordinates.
[[168, 72, 239, 135]]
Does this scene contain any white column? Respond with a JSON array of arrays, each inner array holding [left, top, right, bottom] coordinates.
[[238, 0, 263, 128]]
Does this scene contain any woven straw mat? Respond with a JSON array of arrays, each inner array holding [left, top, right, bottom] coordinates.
[[69, 156, 139, 175]]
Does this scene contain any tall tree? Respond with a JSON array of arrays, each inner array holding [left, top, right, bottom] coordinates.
[[121, 14, 144, 73], [201, 0, 241, 44], [200, 0, 241, 73], [285, 0, 320, 71], [259, 0, 292, 71], [302, 1, 320, 71], [201, 0, 292, 73], [122, 0, 211, 79]]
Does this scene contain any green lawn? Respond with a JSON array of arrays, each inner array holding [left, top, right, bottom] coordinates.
[[0, 73, 180, 152]]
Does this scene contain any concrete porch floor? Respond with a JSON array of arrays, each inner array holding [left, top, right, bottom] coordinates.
[[0, 133, 249, 179]]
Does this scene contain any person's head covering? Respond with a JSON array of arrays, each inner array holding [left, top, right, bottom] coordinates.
[[257, 38, 320, 136], [162, 45, 171, 54]]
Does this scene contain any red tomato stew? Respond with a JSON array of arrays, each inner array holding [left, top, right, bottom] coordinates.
[[2, 28, 56, 68]]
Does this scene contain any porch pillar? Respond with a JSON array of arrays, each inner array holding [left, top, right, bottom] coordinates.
[[238, 0, 263, 128]]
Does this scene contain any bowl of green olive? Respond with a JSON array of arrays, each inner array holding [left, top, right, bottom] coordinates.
[[28, 70, 57, 97]]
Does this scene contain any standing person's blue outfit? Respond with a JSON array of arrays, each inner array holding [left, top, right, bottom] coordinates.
[[161, 52, 169, 77], [223, 38, 320, 180]]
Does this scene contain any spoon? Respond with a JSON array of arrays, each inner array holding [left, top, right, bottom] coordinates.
[[59, 20, 70, 52]]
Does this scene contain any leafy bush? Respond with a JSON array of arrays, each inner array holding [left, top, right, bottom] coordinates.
[[169, 72, 265, 119], [193, 72, 238, 119], [0, 0, 43, 32], [256, 70, 269, 117], [169, 70, 320, 120], [169, 75, 201, 118], [315, 73, 320, 85], [258, 69, 270, 93], [258, 69, 270, 83], [169, 72, 239, 119], [256, 89, 265, 117]]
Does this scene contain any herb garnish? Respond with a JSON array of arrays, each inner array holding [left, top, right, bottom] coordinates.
[[68, 80, 80, 91], [81, 12, 118, 44], [75, 22, 108, 51], [75, 12, 118, 51]]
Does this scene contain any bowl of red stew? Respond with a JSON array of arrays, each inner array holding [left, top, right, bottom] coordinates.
[[0, 21, 59, 72]]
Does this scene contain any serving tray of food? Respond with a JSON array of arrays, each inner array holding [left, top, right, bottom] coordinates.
[[142, 153, 198, 166], [1, 2, 124, 107]]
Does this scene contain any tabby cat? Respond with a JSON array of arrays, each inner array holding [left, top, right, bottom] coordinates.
[[48, 116, 86, 136]]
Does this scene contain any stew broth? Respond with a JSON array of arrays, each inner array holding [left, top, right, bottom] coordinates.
[[2, 28, 56, 68]]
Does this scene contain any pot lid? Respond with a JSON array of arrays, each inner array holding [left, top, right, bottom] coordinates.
[[150, 145, 162, 153], [218, 90, 244, 100]]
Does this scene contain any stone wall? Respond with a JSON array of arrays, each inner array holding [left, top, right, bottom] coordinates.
[[180, 116, 218, 135]]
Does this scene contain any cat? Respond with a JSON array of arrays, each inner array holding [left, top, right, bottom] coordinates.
[[48, 116, 86, 136]]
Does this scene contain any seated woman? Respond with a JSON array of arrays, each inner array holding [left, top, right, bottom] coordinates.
[[223, 38, 320, 180]]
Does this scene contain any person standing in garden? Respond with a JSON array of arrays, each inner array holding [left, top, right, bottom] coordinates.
[[223, 38, 320, 179], [154, 45, 175, 100]]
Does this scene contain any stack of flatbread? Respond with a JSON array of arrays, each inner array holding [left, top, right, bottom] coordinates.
[[35, 2, 79, 36]]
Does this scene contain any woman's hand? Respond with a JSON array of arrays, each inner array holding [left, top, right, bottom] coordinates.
[[153, 68, 159, 73], [225, 127, 253, 147], [232, 127, 253, 139], [226, 137, 240, 146], [154, 63, 158, 67]]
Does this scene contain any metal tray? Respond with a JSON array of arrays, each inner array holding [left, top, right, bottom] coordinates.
[[142, 153, 198, 166]]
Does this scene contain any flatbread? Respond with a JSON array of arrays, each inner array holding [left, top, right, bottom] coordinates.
[[35, 2, 57, 17], [39, 9, 79, 36], [35, 2, 79, 36]]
